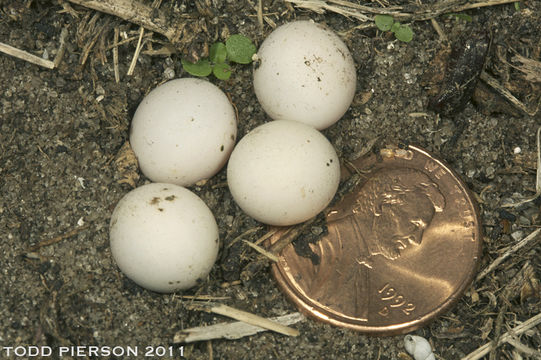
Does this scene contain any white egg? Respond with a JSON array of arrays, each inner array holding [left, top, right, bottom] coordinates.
[[253, 20, 357, 130], [227, 120, 340, 226], [130, 78, 237, 186], [109, 183, 219, 293]]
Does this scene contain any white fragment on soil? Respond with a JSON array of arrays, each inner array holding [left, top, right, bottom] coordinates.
[[511, 230, 524, 241], [76, 176, 86, 189], [174, 312, 304, 343], [404, 335, 435, 360]]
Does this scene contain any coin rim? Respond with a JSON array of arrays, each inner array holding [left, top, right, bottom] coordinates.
[[271, 145, 483, 335]]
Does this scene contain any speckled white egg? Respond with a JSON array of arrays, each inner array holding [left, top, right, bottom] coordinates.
[[253, 20, 356, 130], [130, 78, 237, 186], [227, 120, 340, 226], [109, 183, 219, 293]]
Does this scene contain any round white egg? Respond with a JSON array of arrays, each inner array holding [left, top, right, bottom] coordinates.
[[109, 183, 219, 293], [130, 78, 237, 186], [227, 120, 340, 226], [253, 20, 356, 130]]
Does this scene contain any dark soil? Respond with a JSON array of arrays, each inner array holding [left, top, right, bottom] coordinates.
[[1, 1, 540, 359]]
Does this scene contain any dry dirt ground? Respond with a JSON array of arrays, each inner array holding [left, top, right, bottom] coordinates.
[[1, 0, 540, 359]]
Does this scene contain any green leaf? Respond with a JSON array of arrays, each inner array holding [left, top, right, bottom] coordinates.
[[514, 1, 521, 10], [213, 62, 232, 80], [210, 42, 227, 64], [225, 34, 256, 64], [444, 13, 472, 22], [390, 21, 401, 34], [454, 13, 473, 21], [374, 15, 394, 31], [392, 24, 413, 43], [181, 58, 212, 77]]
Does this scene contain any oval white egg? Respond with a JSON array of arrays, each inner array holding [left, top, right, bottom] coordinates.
[[253, 20, 356, 130], [109, 183, 219, 293], [227, 120, 340, 226], [130, 78, 237, 186]]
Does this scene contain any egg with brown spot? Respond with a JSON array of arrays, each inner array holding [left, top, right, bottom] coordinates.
[[130, 78, 237, 186], [253, 20, 356, 130], [109, 183, 219, 292]]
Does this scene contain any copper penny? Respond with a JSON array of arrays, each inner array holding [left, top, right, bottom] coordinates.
[[270, 145, 482, 335]]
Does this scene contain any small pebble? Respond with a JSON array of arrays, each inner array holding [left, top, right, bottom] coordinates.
[[511, 230, 524, 241], [163, 67, 175, 79], [311, 226, 323, 235], [518, 216, 531, 226]]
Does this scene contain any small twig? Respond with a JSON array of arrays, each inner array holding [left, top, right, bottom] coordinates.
[[489, 304, 507, 360], [500, 261, 535, 301], [480, 71, 538, 117], [80, 18, 112, 66], [58, 0, 81, 18], [113, 27, 120, 83], [239, 220, 315, 282], [127, 26, 145, 76], [27, 224, 90, 252], [288, 0, 519, 21], [186, 303, 300, 337], [0, 41, 55, 69], [106, 33, 154, 50], [269, 218, 316, 254], [226, 226, 264, 249], [287, 0, 371, 21], [257, 0, 264, 30], [53, 28, 69, 68], [506, 337, 541, 358], [429, 18, 446, 41], [254, 228, 276, 245], [220, 280, 241, 288], [173, 312, 304, 343], [66, 0, 180, 42], [127, 0, 162, 76], [37, 145, 51, 161], [456, 0, 525, 12], [461, 312, 541, 360], [290, 0, 405, 17], [476, 227, 541, 282], [242, 240, 279, 262], [207, 341, 213, 360], [511, 53, 541, 83], [179, 295, 231, 301], [501, 126, 541, 207], [416, 0, 447, 42], [250, 3, 277, 29]]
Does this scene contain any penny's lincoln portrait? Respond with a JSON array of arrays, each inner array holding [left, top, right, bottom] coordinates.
[[282, 167, 446, 320]]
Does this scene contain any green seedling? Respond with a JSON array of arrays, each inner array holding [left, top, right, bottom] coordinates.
[[181, 34, 256, 80], [374, 15, 413, 43], [443, 13, 473, 22]]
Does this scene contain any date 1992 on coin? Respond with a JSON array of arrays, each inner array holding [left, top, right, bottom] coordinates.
[[377, 283, 415, 318], [271, 145, 482, 335]]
